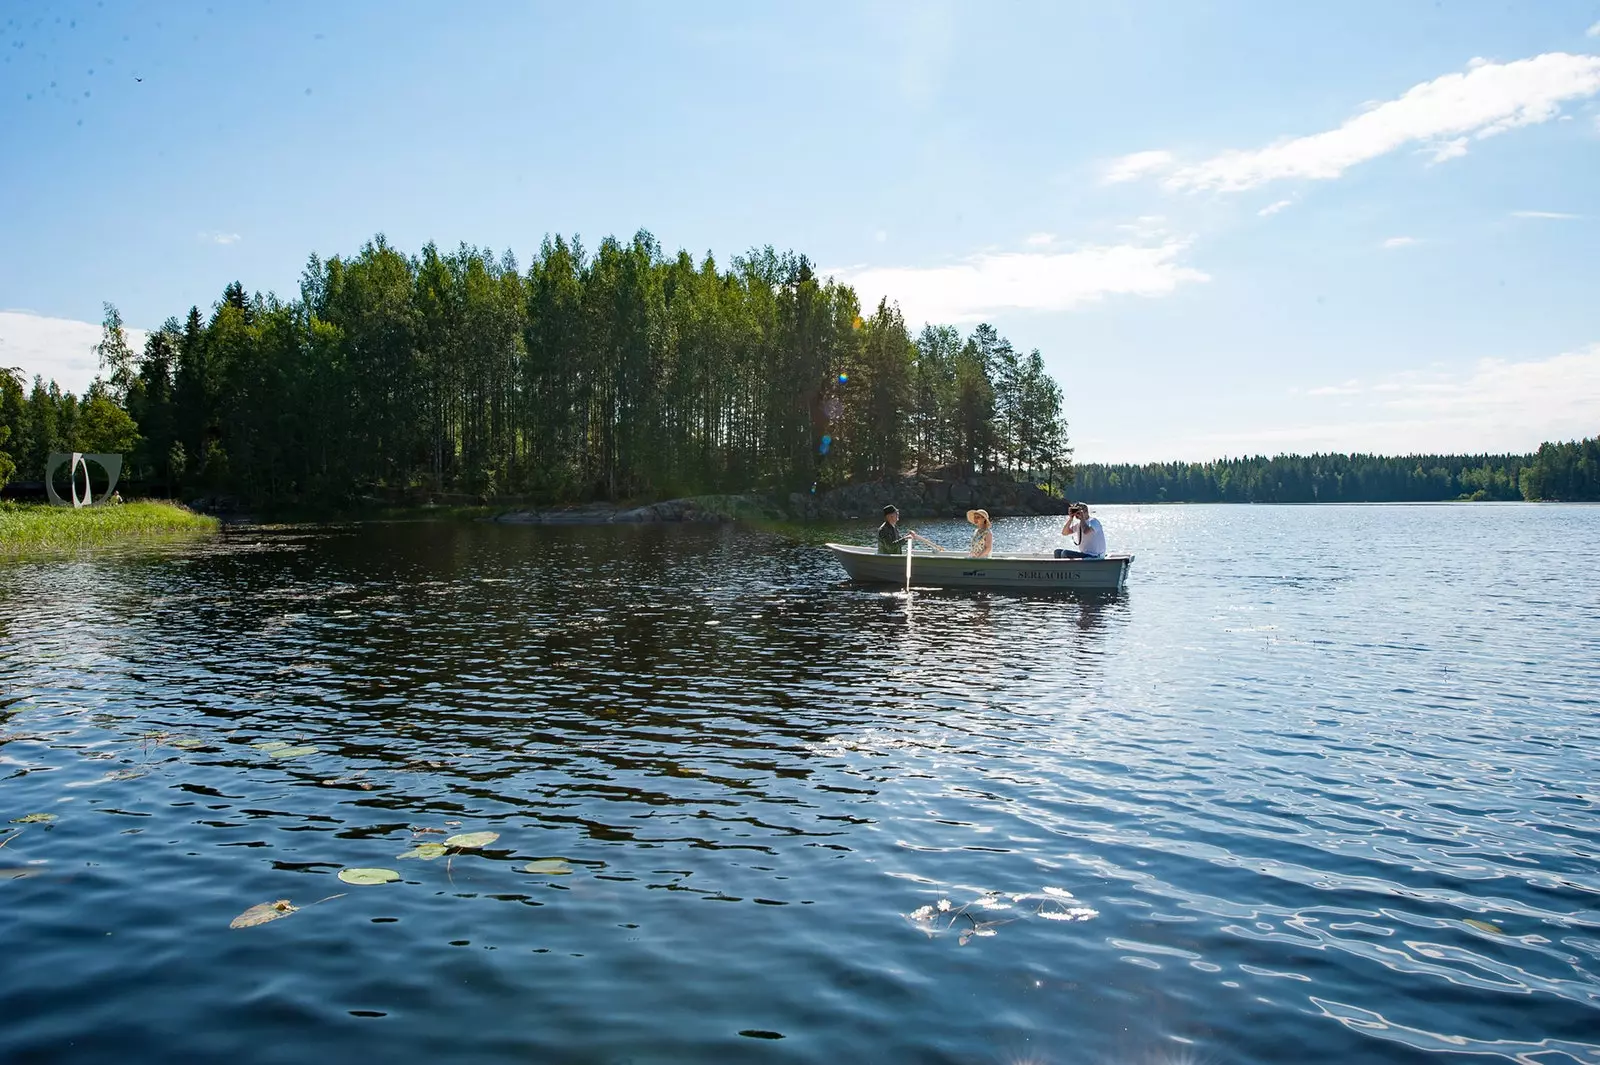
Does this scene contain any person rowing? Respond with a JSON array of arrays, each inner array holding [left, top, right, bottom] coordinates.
[[877, 504, 942, 555]]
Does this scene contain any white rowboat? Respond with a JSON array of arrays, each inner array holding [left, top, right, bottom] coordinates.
[[825, 543, 1133, 592]]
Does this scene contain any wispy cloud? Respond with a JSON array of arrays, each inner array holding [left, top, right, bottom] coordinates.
[[1510, 209, 1582, 219], [1103, 150, 1174, 185], [1588, 20, 1600, 37], [830, 239, 1209, 326], [1382, 236, 1420, 248], [0, 310, 150, 394], [198, 230, 241, 245], [1025, 232, 1056, 246], [1258, 199, 1294, 217], [1120, 53, 1600, 192], [1208, 344, 1600, 456]]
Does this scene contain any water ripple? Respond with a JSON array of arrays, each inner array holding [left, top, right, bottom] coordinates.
[[2, 505, 1598, 1063]]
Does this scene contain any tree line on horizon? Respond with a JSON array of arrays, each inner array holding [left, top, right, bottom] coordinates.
[[0, 231, 1072, 504], [1075, 445, 1598, 503], [0, 230, 1593, 506]]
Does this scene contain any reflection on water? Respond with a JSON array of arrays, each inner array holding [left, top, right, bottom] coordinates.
[[1, 505, 1598, 1064]]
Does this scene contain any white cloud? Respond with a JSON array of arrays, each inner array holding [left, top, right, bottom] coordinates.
[[1382, 236, 1420, 248], [1588, 20, 1600, 37], [1025, 231, 1056, 246], [1427, 136, 1471, 163], [1198, 344, 1600, 456], [1258, 199, 1294, 217], [1149, 52, 1600, 192], [199, 230, 241, 245], [830, 240, 1209, 326], [0, 311, 149, 395], [1102, 150, 1174, 184], [1511, 209, 1582, 219]]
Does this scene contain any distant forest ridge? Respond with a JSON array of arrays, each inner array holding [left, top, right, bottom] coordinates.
[[1075, 442, 1599, 503]]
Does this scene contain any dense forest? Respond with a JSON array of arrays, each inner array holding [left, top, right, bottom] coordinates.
[[0, 232, 1071, 504], [1075, 442, 1598, 503], [0, 230, 1592, 507], [1077, 452, 1532, 503], [1517, 436, 1600, 502]]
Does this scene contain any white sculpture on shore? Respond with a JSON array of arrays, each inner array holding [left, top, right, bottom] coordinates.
[[45, 452, 123, 508]]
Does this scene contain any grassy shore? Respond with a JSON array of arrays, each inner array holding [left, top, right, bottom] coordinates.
[[0, 501, 220, 557]]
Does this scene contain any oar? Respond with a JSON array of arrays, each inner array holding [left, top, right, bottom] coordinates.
[[904, 533, 944, 593]]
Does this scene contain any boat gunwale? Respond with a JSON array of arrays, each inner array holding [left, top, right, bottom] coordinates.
[[823, 542, 1134, 564]]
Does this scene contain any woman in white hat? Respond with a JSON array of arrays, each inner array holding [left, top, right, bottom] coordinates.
[[966, 509, 993, 558]]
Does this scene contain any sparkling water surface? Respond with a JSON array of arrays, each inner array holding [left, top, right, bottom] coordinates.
[[2, 504, 1597, 1064]]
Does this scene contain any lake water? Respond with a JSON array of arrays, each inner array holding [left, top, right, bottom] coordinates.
[[2, 504, 1598, 1064]]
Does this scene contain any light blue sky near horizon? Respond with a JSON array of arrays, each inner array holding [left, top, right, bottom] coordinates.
[[2, 1, 1597, 462]]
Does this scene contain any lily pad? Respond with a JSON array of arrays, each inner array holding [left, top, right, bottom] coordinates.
[[522, 859, 572, 875], [397, 843, 448, 860], [443, 831, 499, 849], [230, 899, 298, 928], [252, 740, 292, 752], [10, 813, 57, 824], [270, 746, 319, 760], [169, 737, 205, 749], [338, 867, 400, 886], [1465, 918, 1504, 935]]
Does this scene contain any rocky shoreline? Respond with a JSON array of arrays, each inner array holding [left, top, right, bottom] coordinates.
[[492, 473, 1069, 526]]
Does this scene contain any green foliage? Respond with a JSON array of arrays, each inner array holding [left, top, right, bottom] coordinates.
[[0, 424, 15, 491], [94, 302, 138, 403], [1519, 434, 1600, 500], [1075, 452, 1532, 503], [73, 393, 141, 455], [53, 233, 1068, 506]]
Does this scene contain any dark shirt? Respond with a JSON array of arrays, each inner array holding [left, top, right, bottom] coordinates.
[[877, 520, 909, 554]]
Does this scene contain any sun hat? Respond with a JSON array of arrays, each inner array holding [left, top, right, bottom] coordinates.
[[883, 504, 898, 515], [966, 508, 990, 525]]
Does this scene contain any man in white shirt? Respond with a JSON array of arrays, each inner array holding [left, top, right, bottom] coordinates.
[[1056, 502, 1106, 559]]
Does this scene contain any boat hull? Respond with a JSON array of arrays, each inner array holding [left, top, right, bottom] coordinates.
[[825, 543, 1132, 591]]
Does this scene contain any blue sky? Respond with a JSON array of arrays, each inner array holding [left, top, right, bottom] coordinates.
[[2, 1, 1597, 462]]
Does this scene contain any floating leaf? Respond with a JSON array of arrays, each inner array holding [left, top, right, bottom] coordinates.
[[10, 813, 56, 824], [169, 737, 205, 749], [397, 843, 448, 861], [338, 868, 400, 885], [230, 899, 297, 928], [252, 740, 291, 752], [270, 746, 319, 760], [1, 868, 43, 880], [443, 831, 499, 849], [522, 859, 572, 875], [1465, 918, 1504, 935]]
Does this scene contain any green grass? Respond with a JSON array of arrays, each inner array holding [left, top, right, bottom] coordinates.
[[0, 501, 220, 557]]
